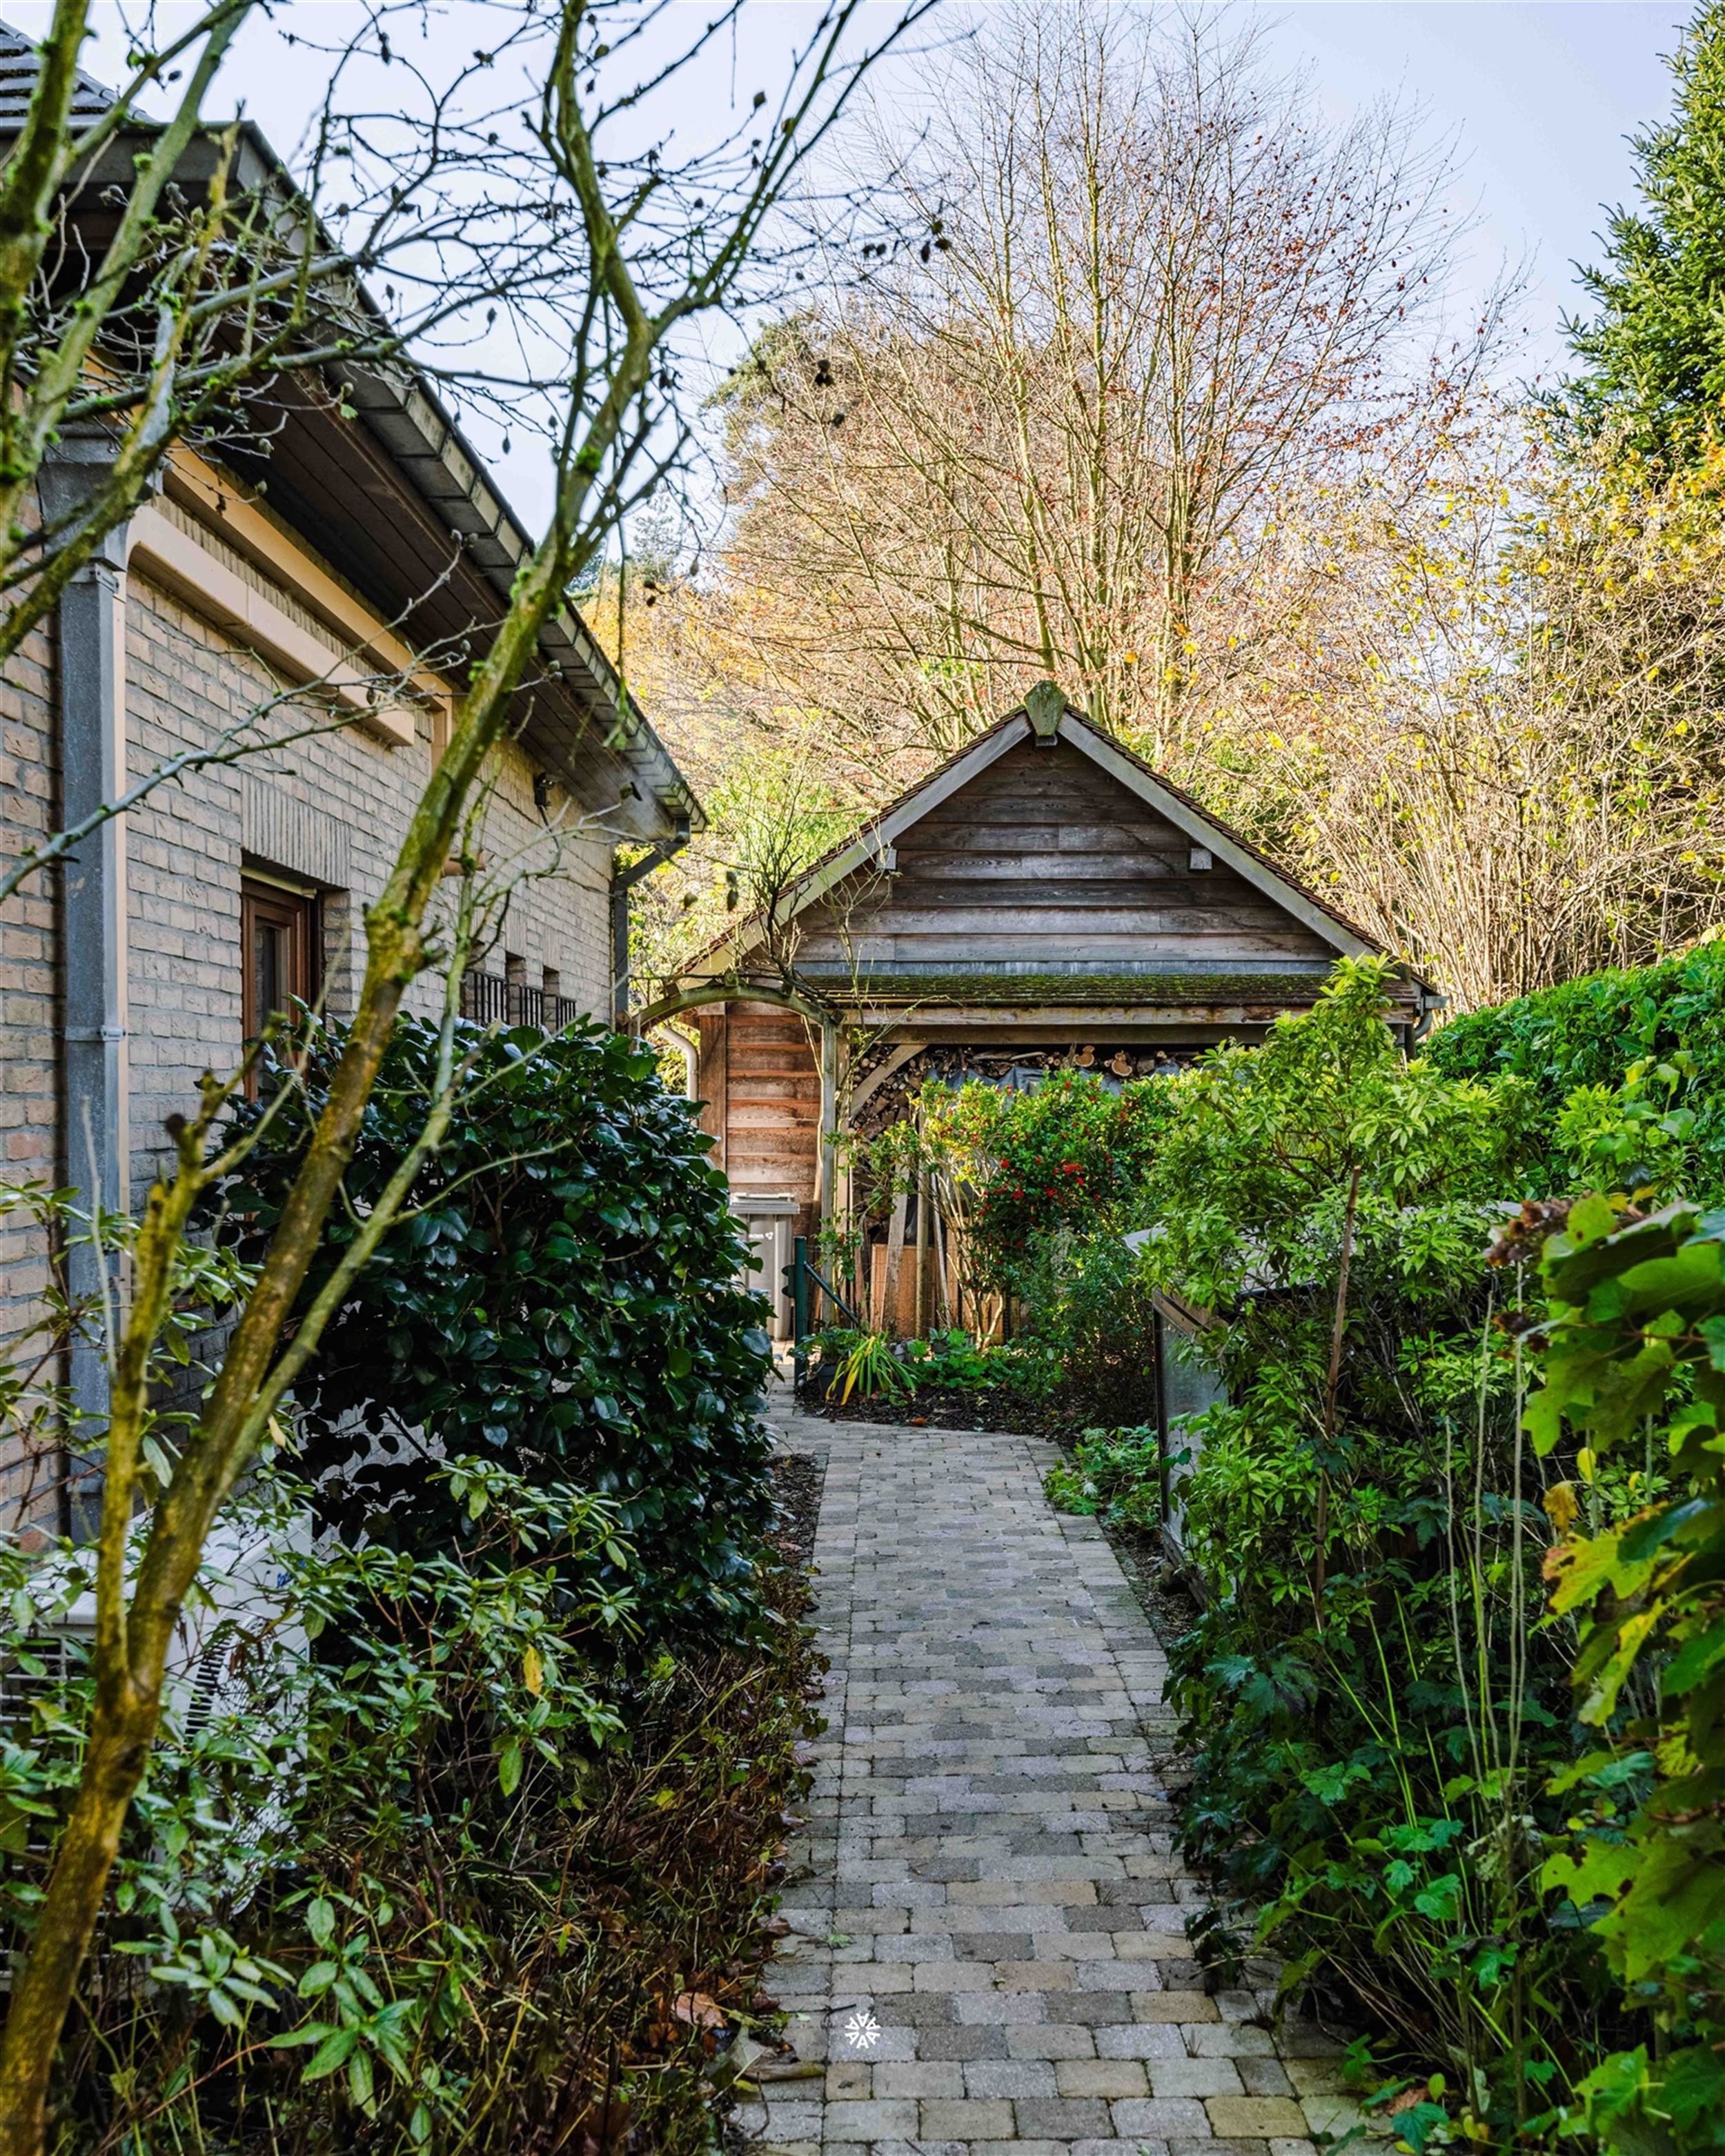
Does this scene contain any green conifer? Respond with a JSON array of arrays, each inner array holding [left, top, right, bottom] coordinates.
[[1564, 1, 1725, 462]]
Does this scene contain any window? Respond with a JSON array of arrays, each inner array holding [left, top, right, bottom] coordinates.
[[241, 876, 319, 1043]]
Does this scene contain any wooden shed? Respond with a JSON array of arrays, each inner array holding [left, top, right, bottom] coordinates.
[[673, 689, 1436, 1331]]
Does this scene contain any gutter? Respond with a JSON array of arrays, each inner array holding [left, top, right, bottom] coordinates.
[[39, 107, 702, 849]]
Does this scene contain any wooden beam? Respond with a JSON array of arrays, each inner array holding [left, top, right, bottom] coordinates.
[[818, 1018, 838, 1232], [914, 1166, 929, 1338], [128, 506, 419, 744], [883, 1189, 908, 1334], [165, 449, 449, 710], [847, 1040, 927, 1123], [695, 1012, 727, 1169]]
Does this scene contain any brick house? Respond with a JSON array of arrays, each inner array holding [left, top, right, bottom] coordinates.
[[0, 32, 700, 1462]]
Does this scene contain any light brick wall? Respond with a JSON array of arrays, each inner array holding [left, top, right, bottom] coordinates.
[[0, 535, 620, 1342], [124, 567, 615, 1197], [0, 613, 59, 1347]]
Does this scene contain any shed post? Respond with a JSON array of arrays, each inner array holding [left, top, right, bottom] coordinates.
[[818, 1017, 838, 1234], [914, 1166, 929, 1338]]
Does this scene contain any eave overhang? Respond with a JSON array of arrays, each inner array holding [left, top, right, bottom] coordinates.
[[6, 81, 700, 847]]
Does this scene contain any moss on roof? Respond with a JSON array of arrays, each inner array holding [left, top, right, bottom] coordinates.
[[836, 971, 1366, 1009]]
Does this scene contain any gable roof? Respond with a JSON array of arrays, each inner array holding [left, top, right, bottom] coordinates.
[[688, 695, 1427, 991], [0, 22, 110, 126]]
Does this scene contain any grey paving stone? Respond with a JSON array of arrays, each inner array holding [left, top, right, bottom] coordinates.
[[1007, 2026, 1101, 2061], [1014, 2097, 1118, 2137], [1112, 2097, 1216, 2136], [921, 2098, 1018, 2138], [1094, 2024, 1189, 2061], [918, 2025, 1013, 2061], [875, 2062, 966, 2098], [757, 1406, 1323, 2153], [1151, 2059, 1247, 2098], [965, 2061, 1063, 2099]]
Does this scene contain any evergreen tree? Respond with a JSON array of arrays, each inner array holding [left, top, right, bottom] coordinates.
[[1564, 1, 1725, 461]]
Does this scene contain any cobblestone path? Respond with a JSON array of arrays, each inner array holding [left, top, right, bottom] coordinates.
[[741, 1410, 1356, 2156]]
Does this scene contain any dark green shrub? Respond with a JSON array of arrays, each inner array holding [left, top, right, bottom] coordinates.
[[1014, 1232, 1161, 1425], [1427, 938, 1725, 1202], [221, 1014, 774, 1640]]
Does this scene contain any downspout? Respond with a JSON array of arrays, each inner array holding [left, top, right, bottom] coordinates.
[[611, 813, 690, 1027], [1411, 985, 1448, 1048], [40, 442, 137, 1538]]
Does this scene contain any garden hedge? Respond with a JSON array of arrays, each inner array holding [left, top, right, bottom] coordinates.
[[1426, 938, 1725, 1202]]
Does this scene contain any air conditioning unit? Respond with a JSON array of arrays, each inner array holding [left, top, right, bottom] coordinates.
[[1, 1505, 310, 1737]]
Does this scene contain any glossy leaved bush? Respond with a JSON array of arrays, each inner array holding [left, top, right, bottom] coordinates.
[[965, 1067, 1174, 1287], [220, 1014, 775, 1640]]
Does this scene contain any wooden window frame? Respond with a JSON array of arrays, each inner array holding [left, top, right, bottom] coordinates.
[[241, 874, 320, 1047]]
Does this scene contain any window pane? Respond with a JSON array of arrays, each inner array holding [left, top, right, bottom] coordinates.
[[255, 920, 287, 1022]]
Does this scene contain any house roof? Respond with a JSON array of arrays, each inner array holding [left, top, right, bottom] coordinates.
[[687, 694, 1433, 998], [0, 22, 109, 126], [0, 19, 699, 844]]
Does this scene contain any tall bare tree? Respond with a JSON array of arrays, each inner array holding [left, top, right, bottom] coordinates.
[[1251, 422, 1725, 1008], [712, 3, 1491, 769], [0, 0, 582, 662]]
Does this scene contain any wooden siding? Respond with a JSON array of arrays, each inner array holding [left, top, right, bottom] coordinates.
[[694, 1011, 727, 1167], [722, 1003, 820, 1214], [791, 738, 1336, 972]]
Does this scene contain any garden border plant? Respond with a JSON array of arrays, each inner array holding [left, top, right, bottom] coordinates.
[[0, 1183, 823, 2153]]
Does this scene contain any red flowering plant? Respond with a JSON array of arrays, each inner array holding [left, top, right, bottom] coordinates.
[[839, 1071, 1174, 1332], [967, 1069, 1174, 1290]]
